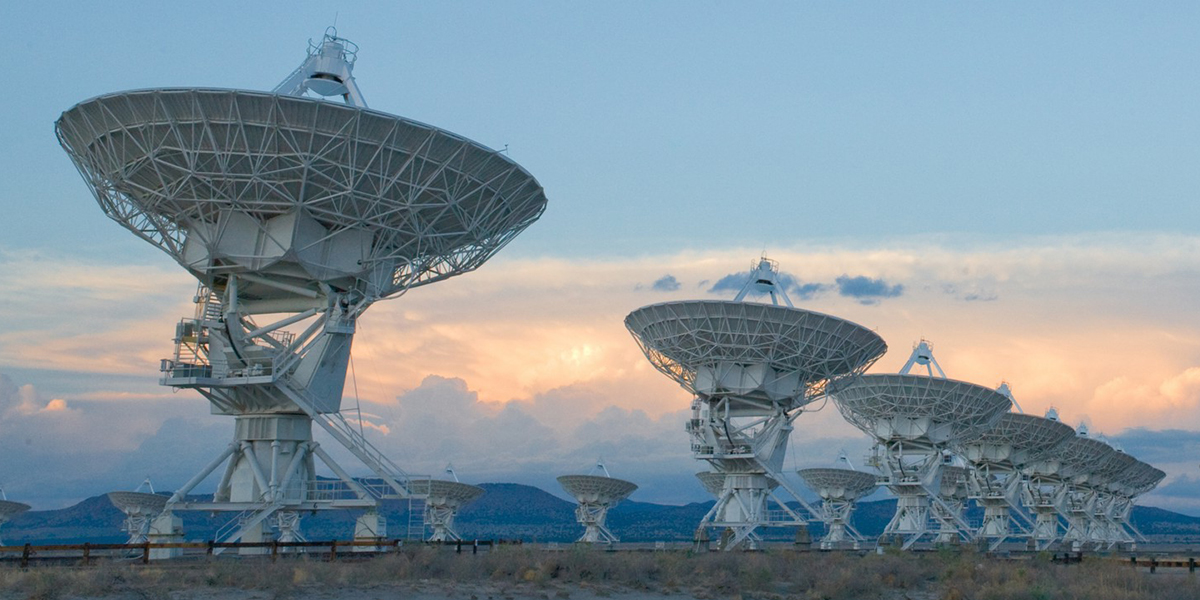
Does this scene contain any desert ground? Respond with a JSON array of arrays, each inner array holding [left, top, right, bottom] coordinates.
[[0, 546, 1197, 600]]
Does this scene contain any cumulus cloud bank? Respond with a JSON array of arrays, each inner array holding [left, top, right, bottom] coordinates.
[[835, 275, 904, 304], [3, 234, 1200, 510]]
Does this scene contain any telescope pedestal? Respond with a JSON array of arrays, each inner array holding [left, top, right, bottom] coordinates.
[[148, 513, 184, 559]]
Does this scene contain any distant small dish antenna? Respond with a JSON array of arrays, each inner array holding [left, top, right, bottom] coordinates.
[[0, 487, 29, 546], [412, 477, 485, 542], [557, 463, 637, 544], [107, 479, 168, 544]]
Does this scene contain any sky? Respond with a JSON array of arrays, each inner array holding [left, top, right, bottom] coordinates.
[[1, 1, 1199, 516]]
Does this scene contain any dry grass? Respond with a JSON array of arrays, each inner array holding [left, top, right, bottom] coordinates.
[[0, 547, 1195, 600]]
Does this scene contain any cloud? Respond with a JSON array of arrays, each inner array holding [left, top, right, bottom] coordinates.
[[940, 282, 999, 302], [835, 275, 904, 304], [650, 275, 680, 292], [3, 233, 1200, 508]]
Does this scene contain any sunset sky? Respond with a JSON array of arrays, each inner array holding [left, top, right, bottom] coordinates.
[[1, 1, 1199, 515]]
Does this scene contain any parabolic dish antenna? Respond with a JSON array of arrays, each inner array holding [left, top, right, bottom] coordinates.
[[0, 500, 29, 546], [831, 342, 1011, 550], [557, 474, 637, 544], [56, 89, 547, 301], [626, 259, 886, 552], [107, 491, 169, 544], [55, 29, 547, 552], [696, 472, 725, 497], [0, 500, 30, 519], [959, 413, 1076, 468], [627, 301, 887, 406], [957, 411, 1076, 550], [832, 374, 1012, 446], [107, 491, 169, 514], [411, 479, 485, 542], [798, 467, 877, 550], [797, 468, 877, 501]]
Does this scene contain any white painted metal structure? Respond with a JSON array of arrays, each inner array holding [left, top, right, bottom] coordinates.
[[797, 468, 877, 549], [273, 28, 368, 108], [557, 474, 638, 544], [0, 497, 29, 546], [56, 30, 547, 551], [1054, 434, 1125, 551], [108, 490, 169, 545], [932, 465, 971, 545], [956, 412, 1074, 550], [412, 479, 485, 542], [626, 258, 886, 551], [696, 471, 726, 497], [832, 342, 1011, 549]]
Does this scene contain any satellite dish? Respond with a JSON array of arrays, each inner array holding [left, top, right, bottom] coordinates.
[[55, 28, 547, 552], [830, 342, 1011, 549], [626, 258, 886, 551], [797, 467, 877, 550], [0, 500, 29, 546], [956, 412, 1074, 551], [556, 474, 637, 544], [107, 491, 169, 544], [411, 479, 485, 542], [695, 471, 725, 497]]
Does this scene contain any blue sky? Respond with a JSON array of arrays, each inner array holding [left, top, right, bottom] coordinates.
[[1, 2, 1199, 513], [4, 1, 1200, 259]]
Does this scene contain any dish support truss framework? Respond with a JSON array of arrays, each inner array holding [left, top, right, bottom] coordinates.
[[629, 259, 887, 551], [835, 343, 1011, 550], [150, 283, 432, 554]]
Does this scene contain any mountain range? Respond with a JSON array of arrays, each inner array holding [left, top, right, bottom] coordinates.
[[4, 483, 1199, 545]]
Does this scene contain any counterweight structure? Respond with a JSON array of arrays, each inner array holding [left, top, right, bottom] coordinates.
[[626, 258, 887, 550], [956, 412, 1074, 550], [797, 468, 877, 549], [557, 474, 638, 544], [832, 342, 1011, 549], [56, 30, 547, 549]]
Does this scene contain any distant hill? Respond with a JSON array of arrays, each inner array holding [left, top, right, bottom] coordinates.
[[4, 484, 1199, 545]]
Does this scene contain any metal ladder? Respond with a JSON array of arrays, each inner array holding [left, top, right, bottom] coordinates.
[[213, 499, 283, 554], [407, 496, 428, 541], [277, 378, 417, 499]]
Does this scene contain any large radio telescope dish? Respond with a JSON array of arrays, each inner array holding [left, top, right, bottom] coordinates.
[[107, 491, 169, 515], [411, 479, 484, 542], [1057, 437, 1120, 482], [831, 374, 1011, 445], [797, 468, 877, 501], [557, 474, 637, 544], [56, 89, 548, 303], [625, 301, 886, 407], [696, 472, 725, 497], [557, 475, 638, 506], [54, 30, 547, 550], [0, 500, 29, 520], [958, 413, 1075, 468]]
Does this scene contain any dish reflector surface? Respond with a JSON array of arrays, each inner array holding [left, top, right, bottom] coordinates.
[[625, 301, 886, 401], [56, 89, 548, 299]]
